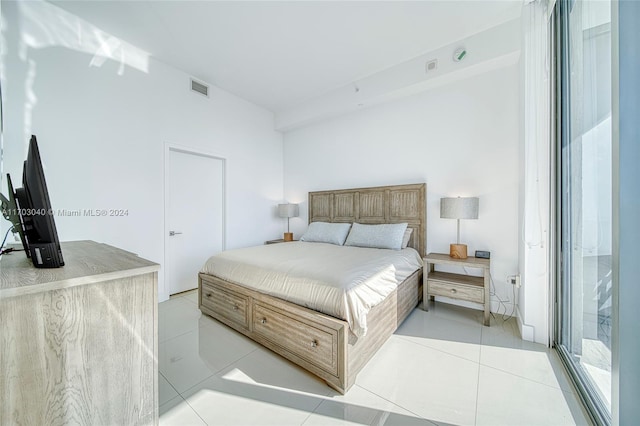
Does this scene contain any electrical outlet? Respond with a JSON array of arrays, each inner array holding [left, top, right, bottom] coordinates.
[[508, 275, 521, 287]]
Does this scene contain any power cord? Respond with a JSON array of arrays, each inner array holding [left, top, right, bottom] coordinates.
[[491, 274, 509, 319], [1, 225, 15, 252], [492, 273, 518, 321], [0, 247, 23, 255], [463, 266, 516, 321]]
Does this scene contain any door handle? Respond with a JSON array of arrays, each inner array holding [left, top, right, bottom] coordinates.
[[169, 231, 183, 236]]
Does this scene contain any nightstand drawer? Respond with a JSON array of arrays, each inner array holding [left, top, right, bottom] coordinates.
[[428, 279, 484, 304]]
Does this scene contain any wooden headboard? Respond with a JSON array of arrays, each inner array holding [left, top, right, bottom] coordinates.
[[308, 183, 426, 256]]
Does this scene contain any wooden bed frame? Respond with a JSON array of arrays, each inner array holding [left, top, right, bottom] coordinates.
[[198, 183, 426, 393]]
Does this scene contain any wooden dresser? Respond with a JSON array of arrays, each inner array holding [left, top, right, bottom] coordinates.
[[0, 240, 160, 425]]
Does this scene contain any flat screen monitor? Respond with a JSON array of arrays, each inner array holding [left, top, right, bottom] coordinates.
[[3, 135, 64, 268]]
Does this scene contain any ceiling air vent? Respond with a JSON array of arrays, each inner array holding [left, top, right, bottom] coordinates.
[[190, 79, 209, 97]]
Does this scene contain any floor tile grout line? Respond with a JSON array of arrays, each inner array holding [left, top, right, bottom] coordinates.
[[354, 384, 438, 425], [159, 312, 251, 346], [172, 296, 199, 308], [159, 371, 181, 403], [478, 362, 574, 393], [437, 319, 486, 331], [159, 326, 200, 346], [423, 311, 486, 330], [300, 397, 327, 426], [158, 394, 180, 409], [394, 334, 481, 365], [474, 327, 484, 426], [181, 394, 210, 426], [174, 298, 198, 307], [402, 311, 522, 335], [158, 394, 208, 426], [171, 372, 216, 399], [410, 305, 521, 335], [357, 384, 436, 423], [175, 347, 261, 398], [198, 319, 224, 330], [478, 321, 573, 393], [403, 307, 486, 330]]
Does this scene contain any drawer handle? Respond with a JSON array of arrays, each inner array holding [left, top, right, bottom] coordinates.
[[260, 318, 267, 324], [310, 340, 318, 348], [232, 304, 239, 311], [205, 293, 212, 298], [450, 289, 457, 294]]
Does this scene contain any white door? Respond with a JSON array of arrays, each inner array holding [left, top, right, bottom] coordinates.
[[166, 148, 224, 295]]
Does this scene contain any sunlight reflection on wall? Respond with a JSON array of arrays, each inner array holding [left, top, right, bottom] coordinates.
[[18, 0, 149, 74], [3, 0, 150, 173]]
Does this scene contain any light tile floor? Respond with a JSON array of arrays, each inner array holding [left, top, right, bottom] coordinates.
[[159, 290, 591, 426]]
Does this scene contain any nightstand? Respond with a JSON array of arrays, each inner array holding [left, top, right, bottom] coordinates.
[[423, 253, 491, 326], [265, 239, 298, 244]]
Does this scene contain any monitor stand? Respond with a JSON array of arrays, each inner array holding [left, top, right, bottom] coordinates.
[[29, 243, 64, 268]]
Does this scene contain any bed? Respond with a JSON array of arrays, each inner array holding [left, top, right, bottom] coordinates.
[[198, 183, 426, 393]]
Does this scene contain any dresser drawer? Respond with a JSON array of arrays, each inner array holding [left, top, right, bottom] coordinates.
[[253, 302, 338, 376], [428, 279, 484, 304], [201, 281, 250, 329]]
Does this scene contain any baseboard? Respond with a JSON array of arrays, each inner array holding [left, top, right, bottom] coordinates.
[[516, 305, 535, 342]]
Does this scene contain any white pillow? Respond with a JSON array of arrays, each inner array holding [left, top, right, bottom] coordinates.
[[401, 228, 413, 249], [300, 222, 352, 245], [344, 223, 409, 250]]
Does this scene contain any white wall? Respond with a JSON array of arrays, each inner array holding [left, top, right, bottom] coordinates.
[[283, 65, 520, 314], [1, 1, 284, 301]]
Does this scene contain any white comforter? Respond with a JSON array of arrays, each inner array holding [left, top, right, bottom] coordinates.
[[200, 241, 423, 337]]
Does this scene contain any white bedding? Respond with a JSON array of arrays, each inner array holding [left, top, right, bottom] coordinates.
[[200, 241, 423, 337]]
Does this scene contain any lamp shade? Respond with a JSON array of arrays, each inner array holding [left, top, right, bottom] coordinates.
[[278, 203, 299, 218], [440, 197, 479, 220]]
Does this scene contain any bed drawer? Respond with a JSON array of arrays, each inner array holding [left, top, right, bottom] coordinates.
[[201, 281, 250, 329], [428, 279, 484, 304], [253, 302, 338, 376]]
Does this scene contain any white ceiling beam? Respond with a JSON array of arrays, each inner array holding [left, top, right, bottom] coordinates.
[[276, 18, 521, 132]]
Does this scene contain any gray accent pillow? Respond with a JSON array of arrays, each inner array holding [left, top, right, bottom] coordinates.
[[300, 222, 352, 245], [401, 228, 413, 249], [345, 223, 409, 250]]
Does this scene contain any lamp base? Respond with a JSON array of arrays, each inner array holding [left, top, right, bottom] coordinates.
[[449, 244, 468, 259], [283, 232, 294, 242]]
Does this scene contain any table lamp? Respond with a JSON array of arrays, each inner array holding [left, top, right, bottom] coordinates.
[[440, 197, 479, 259], [278, 203, 299, 242]]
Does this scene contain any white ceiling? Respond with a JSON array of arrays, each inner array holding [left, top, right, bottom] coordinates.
[[51, 1, 522, 112]]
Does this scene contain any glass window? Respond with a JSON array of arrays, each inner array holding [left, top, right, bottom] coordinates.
[[558, 0, 612, 422]]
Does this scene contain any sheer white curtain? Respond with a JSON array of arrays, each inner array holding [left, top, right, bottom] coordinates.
[[519, 0, 554, 344]]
